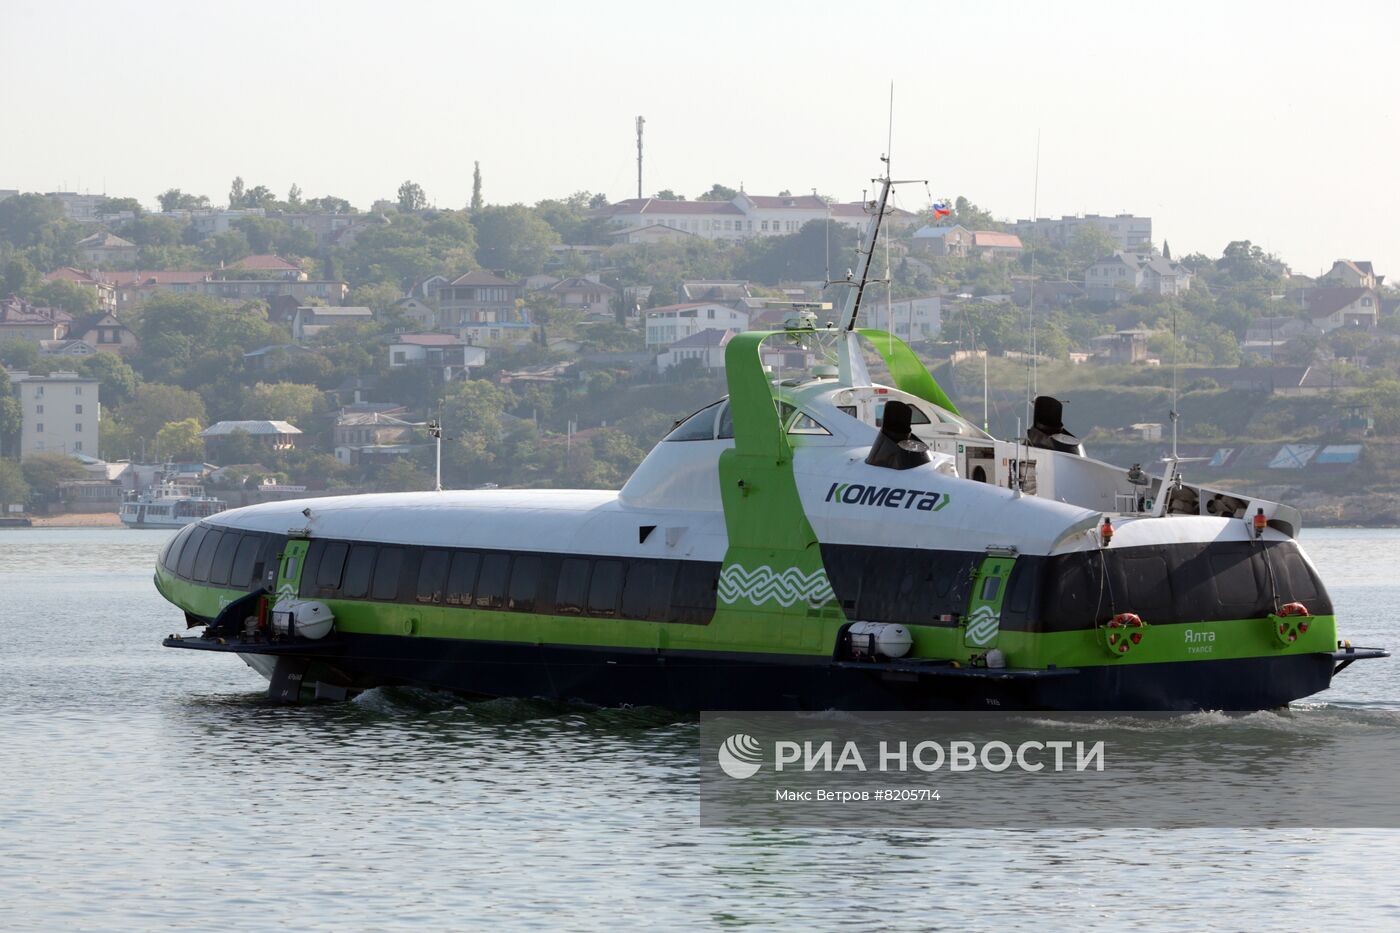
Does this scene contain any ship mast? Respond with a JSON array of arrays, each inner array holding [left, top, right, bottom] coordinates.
[[837, 163, 923, 385]]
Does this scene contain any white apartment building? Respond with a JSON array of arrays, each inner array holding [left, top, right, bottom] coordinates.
[[599, 194, 915, 243], [8, 371, 100, 459], [861, 296, 943, 341], [644, 303, 750, 348], [1012, 214, 1152, 252]]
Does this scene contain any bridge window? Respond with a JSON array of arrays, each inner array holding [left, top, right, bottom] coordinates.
[[371, 548, 405, 601], [191, 529, 223, 582], [229, 533, 263, 589], [555, 558, 590, 615], [475, 553, 510, 609], [666, 401, 722, 441], [508, 555, 542, 612], [445, 551, 479, 606], [341, 545, 377, 599], [208, 532, 242, 586], [416, 549, 449, 604], [588, 560, 623, 617], [177, 525, 208, 579]]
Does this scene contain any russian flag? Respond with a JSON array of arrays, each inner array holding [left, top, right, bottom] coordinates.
[[932, 201, 951, 219]]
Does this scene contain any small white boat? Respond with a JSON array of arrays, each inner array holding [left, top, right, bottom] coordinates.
[[120, 483, 226, 529]]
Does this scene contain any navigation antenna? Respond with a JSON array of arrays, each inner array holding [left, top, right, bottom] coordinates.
[[1025, 130, 1041, 436], [635, 116, 645, 199]]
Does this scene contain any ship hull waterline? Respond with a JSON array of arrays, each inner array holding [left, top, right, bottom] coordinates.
[[164, 632, 1342, 712]]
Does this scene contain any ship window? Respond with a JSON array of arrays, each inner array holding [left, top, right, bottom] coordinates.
[[716, 402, 734, 439], [980, 575, 1001, 601], [371, 547, 405, 601], [1208, 546, 1260, 610], [508, 555, 541, 612], [622, 560, 677, 621], [177, 525, 208, 579], [588, 560, 623, 617], [1041, 553, 1109, 632], [416, 549, 449, 604], [208, 532, 242, 586], [316, 542, 349, 592], [1000, 560, 1040, 631], [445, 551, 479, 606], [667, 400, 722, 441], [164, 524, 197, 573], [229, 534, 262, 589], [555, 558, 590, 615], [787, 412, 831, 435], [1117, 552, 1173, 618], [670, 562, 718, 624], [1276, 545, 1319, 603], [875, 400, 931, 427], [475, 553, 510, 609], [342, 545, 377, 599], [191, 529, 223, 582], [257, 535, 288, 588]]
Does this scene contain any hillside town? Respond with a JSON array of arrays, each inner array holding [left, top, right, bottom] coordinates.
[[1, 177, 1397, 524]]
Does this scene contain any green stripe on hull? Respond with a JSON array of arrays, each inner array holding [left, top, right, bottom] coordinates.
[[156, 566, 1337, 669]]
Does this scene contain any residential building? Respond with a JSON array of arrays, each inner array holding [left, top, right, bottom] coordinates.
[[460, 320, 536, 348], [103, 269, 347, 308], [43, 267, 117, 311], [0, 297, 69, 342], [1090, 329, 1154, 364], [971, 231, 1023, 259], [7, 370, 100, 458], [596, 192, 914, 242], [291, 306, 374, 341], [657, 328, 735, 372], [38, 339, 98, 358], [72, 311, 139, 356], [1319, 259, 1383, 290], [861, 296, 943, 341], [546, 276, 615, 316], [436, 270, 525, 325], [391, 297, 437, 330], [644, 303, 751, 349], [1012, 214, 1153, 252], [1011, 279, 1085, 308], [1285, 286, 1379, 332], [912, 225, 973, 256], [1084, 252, 1193, 303], [45, 192, 108, 223], [334, 409, 416, 450], [1241, 317, 1325, 358], [242, 344, 315, 372], [389, 333, 487, 380], [680, 281, 751, 304], [199, 420, 303, 455], [76, 232, 137, 266], [223, 254, 306, 278], [602, 223, 701, 246]]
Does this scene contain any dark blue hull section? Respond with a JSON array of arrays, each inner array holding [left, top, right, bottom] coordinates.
[[167, 632, 1339, 711]]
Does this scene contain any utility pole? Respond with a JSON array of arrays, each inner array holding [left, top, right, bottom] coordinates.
[[635, 116, 645, 199]]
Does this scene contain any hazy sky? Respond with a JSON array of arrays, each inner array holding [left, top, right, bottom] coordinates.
[[5, 0, 1397, 276]]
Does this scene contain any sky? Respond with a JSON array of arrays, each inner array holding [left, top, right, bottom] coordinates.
[[4, 0, 1397, 277]]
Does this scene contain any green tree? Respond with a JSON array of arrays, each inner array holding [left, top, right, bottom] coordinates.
[[120, 214, 187, 247], [3, 257, 39, 296], [305, 195, 354, 214], [77, 353, 138, 405], [287, 183, 304, 207], [130, 293, 286, 387], [202, 230, 251, 265], [471, 162, 483, 213], [441, 379, 514, 481], [157, 189, 211, 212], [0, 365, 21, 457], [99, 414, 137, 461], [697, 183, 738, 202], [122, 382, 208, 442], [0, 458, 29, 506], [96, 197, 142, 216], [376, 458, 433, 492], [0, 339, 40, 370], [397, 180, 428, 212], [32, 280, 97, 315], [0, 194, 65, 247], [21, 452, 89, 498], [229, 176, 246, 209], [241, 382, 322, 425], [472, 204, 561, 276], [155, 418, 205, 461]]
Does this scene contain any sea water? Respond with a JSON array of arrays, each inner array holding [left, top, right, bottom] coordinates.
[[2, 527, 1398, 931]]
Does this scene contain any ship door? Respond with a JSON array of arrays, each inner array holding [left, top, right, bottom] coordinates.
[[276, 539, 309, 601], [964, 553, 1013, 650]]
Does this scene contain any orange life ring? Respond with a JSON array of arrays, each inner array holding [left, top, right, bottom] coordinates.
[[1105, 613, 1145, 655], [1279, 602, 1309, 617]]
